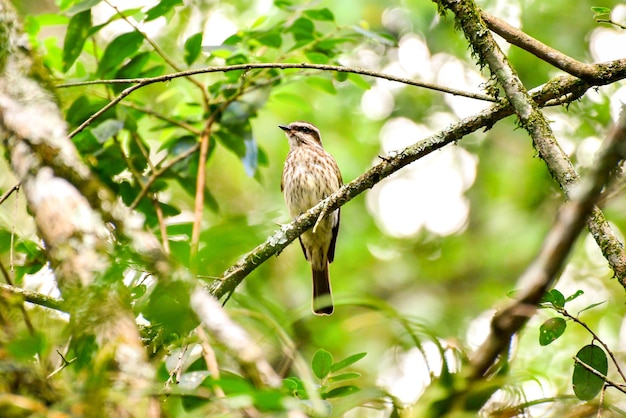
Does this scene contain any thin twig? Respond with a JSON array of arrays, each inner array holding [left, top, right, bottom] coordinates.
[[195, 326, 226, 398], [118, 101, 202, 135], [62, 62, 498, 138], [57, 63, 496, 103], [103, 0, 209, 106], [130, 142, 200, 210], [189, 126, 212, 271]]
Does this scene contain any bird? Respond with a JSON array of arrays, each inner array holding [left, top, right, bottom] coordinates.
[[280, 121, 342, 315]]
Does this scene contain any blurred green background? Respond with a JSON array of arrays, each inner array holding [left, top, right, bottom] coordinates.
[[5, 0, 626, 415]]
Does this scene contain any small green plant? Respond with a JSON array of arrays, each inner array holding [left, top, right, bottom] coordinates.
[[539, 288, 623, 402]]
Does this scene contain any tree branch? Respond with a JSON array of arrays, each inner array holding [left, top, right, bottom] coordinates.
[[439, 0, 626, 285], [434, 0, 626, 381], [0, 2, 160, 414], [481, 12, 601, 80], [209, 72, 611, 299], [190, 287, 282, 388], [0, 283, 64, 311], [471, 106, 626, 379]]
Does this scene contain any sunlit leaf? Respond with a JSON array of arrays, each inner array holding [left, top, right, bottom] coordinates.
[[331, 352, 366, 372], [578, 301, 607, 315], [144, 0, 183, 22], [539, 317, 566, 346], [6, 331, 46, 360], [283, 377, 307, 398], [564, 289, 584, 303], [274, 0, 293, 10], [573, 344, 607, 401], [323, 385, 360, 399], [304, 8, 335, 22], [253, 389, 285, 411], [63, 10, 91, 72], [591, 6, 612, 15], [328, 372, 361, 382], [312, 349, 333, 380], [184, 32, 203, 66], [347, 73, 371, 90], [351, 25, 395, 45], [255, 31, 282, 48], [289, 17, 315, 42], [304, 51, 329, 63]]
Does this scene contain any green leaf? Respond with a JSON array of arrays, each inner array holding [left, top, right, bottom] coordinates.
[[306, 76, 336, 94], [334, 71, 348, 82], [113, 51, 151, 93], [6, 331, 46, 360], [142, 281, 199, 336], [322, 385, 360, 399], [304, 51, 330, 64], [331, 352, 366, 372], [289, 17, 315, 42], [144, 0, 183, 22], [565, 289, 584, 303], [184, 32, 203, 66], [312, 349, 333, 380], [255, 31, 282, 48], [347, 73, 371, 90], [327, 372, 361, 383], [115, 51, 150, 78], [541, 289, 565, 309], [283, 377, 307, 398], [98, 32, 144, 77], [591, 7, 612, 15], [275, 0, 293, 10], [63, 10, 91, 72], [304, 8, 335, 22], [351, 25, 395, 45], [128, 134, 150, 172], [539, 317, 566, 346], [578, 301, 607, 315], [573, 344, 608, 401], [253, 389, 285, 412]]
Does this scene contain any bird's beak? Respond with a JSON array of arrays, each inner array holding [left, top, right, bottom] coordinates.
[[278, 125, 290, 131]]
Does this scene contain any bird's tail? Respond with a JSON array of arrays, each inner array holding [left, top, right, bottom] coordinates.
[[312, 265, 333, 315]]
